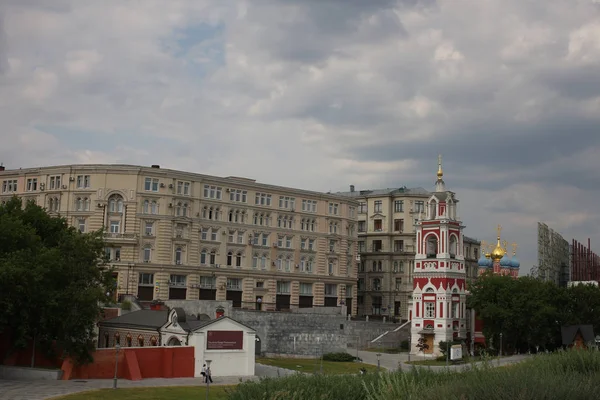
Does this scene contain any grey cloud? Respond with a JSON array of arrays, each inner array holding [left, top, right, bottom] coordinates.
[[535, 65, 600, 100], [0, 14, 8, 74]]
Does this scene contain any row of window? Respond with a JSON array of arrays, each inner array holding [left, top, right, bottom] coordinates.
[[358, 200, 425, 214], [144, 179, 349, 215], [103, 332, 156, 348], [358, 260, 406, 273], [1, 175, 91, 194], [358, 239, 406, 253], [357, 277, 405, 291], [136, 272, 346, 296], [358, 219, 406, 233]]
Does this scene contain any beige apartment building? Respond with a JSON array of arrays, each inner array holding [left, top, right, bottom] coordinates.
[[337, 185, 430, 321], [0, 164, 359, 314], [463, 236, 482, 284]]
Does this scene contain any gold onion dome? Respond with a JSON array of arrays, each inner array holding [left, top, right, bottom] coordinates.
[[491, 238, 505, 261]]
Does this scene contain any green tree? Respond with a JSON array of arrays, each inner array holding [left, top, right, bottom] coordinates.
[[0, 197, 114, 365]]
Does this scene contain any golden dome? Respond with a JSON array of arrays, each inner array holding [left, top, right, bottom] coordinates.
[[490, 237, 505, 260]]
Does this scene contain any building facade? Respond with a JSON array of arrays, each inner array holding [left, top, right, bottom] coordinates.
[[0, 164, 359, 314], [409, 157, 467, 356], [463, 236, 481, 284], [337, 185, 430, 321], [571, 238, 599, 283]]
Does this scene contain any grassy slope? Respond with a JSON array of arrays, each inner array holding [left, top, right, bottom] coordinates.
[[51, 386, 233, 400], [257, 357, 380, 374]]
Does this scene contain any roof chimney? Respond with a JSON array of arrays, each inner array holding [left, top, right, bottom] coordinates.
[[151, 164, 160, 169], [0, 164, 4, 172], [350, 185, 355, 192]]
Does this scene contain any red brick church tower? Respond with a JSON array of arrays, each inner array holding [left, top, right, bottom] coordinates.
[[409, 156, 467, 356]]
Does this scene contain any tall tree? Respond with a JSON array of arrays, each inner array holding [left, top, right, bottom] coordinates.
[[0, 197, 114, 365]]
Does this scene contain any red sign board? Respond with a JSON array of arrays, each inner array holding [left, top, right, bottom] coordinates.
[[206, 330, 243, 350]]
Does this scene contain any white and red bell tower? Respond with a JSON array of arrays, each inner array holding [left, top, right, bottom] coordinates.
[[409, 155, 467, 356]]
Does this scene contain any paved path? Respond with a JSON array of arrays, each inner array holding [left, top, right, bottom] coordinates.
[[356, 350, 531, 372], [0, 375, 257, 400]]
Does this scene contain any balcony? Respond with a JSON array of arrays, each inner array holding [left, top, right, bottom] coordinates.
[[104, 233, 138, 243]]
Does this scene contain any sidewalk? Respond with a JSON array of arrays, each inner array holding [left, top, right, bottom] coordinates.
[[0, 375, 257, 400]]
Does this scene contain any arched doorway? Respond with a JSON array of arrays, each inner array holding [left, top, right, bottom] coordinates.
[[167, 337, 181, 346], [255, 336, 262, 355]]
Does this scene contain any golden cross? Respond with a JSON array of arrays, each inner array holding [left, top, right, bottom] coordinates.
[[502, 240, 508, 253], [481, 240, 487, 249], [511, 242, 518, 255], [438, 154, 442, 169], [496, 224, 502, 238]]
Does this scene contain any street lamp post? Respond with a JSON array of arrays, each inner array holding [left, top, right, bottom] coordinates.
[[446, 341, 449, 368], [205, 360, 212, 400], [376, 353, 381, 372], [113, 344, 120, 389]]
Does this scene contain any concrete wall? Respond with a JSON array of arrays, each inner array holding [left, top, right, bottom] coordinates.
[[0, 365, 62, 380], [231, 309, 349, 356]]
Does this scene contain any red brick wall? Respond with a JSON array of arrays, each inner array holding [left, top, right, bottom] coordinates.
[[0, 332, 62, 369], [62, 347, 195, 380]]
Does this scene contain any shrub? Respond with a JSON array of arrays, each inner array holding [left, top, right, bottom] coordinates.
[[400, 340, 409, 350], [322, 352, 356, 362], [120, 300, 131, 311]]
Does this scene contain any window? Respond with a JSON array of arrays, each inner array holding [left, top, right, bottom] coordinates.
[[394, 219, 404, 232], [329, 239, 336, 252], [227, 278, 242, 290], [278, 215, 294, 229], [109, 220, 120, 234], [328, 202, 339, 215], [474, 248, 479, 259], [358, 202, 367, 213], [114, 332, 121, 346], [169, 274, 186, 286], [255, 193, 272, 206], [174, 202, 188, 217], [211, 229, 218, 241], [76, 175, 90, 189], [139, 273, 154, 285], [108, 195, 124, 213], [236, 252, 242, 267], [349, 206, 355, 218], [374, 219, 382, 231], [395, 278, 403, 291], [200, 250, 207, 264], [358, 221, 366, 232], [229, 189, 247, 203], [144, 177, 159, 192], [451, 302, 459, 318], [176, 181, 190, 195], [138, 335, 144, 347], [394, 200, 404, 212], [393, 261, 405, 273], [279, 196, 295, 210], [77, 218, 86, 233], [372, 278, 381, 290], [277, 236, 293, 249], [301, 199, 317, 212], [329, 222, 338, 234], [203, 185, 222, 200], [324, 284, 337, 296], [49, 175, 61, 190], [143, 246, 152, 262], [358, 278, 365, 290], [200, 276, 215, 288], [374, 201, 382, 213], [358, 241, 366, 252], [228, 209, 245, 223], [301, 218, 315, 232], [174, 247, 183, 264], [253, 212, 270, 226], [2, 179, 17, 193], [276, 281, 290, 294], [48, 196, 60, 212], [328, 259, 335, 275], [425, 302, 435, 318], [394, 240, 404, 252], [372, 240, 382, 252], [299, 257, 313, 272], [26, 178, 38, 191], [202, 206, 220, 221], [142, 200, 158, 214], [415, 201, 425, 213], [104, 247, 121, 261], [144, 221, 153, 236], [75, 197, 90, 211], [299, 283, 312, 295]]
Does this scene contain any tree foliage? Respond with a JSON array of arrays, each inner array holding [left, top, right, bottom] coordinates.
[[467, 272, 600, 353], [0, 197, 114, 364]]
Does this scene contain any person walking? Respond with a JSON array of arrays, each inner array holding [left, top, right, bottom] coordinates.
[[206, 365, 213, 383], [201, 364, 207, 381]]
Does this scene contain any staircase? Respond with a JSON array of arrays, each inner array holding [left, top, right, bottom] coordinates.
[[369, 320, 411, 348]]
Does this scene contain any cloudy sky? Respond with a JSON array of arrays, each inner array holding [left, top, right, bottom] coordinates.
[[1, 0, 599, 274]]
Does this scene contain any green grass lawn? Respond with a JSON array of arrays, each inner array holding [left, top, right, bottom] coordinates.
[[257, 357, 379, 374], [364, 347, 408, 354], [405, 355, 501, 366], [52, 386, 233, 400]]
